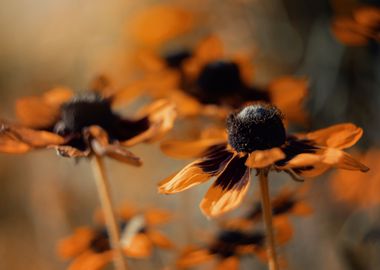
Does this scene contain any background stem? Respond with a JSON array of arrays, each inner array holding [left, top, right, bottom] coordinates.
[[91, 155, 128, 270], [259, 169, 279, 270]]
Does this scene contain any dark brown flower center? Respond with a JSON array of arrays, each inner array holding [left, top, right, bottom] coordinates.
[[197, 60, 244, 95], [209, 230, 264, 258], [56, 93, 117, 135], [227, 103, 286, 153], [163, 49, 192, 69]]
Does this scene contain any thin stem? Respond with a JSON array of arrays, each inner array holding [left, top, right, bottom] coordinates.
[[91, 155, 128, 270], [258, 169, 279, 270]]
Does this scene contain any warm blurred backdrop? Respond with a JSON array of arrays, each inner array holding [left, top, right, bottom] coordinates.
[[0, 0, 379, 269]]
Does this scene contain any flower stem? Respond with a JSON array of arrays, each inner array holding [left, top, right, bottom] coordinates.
[[91, 155, 128, 270], [258, 169, 279, 270]]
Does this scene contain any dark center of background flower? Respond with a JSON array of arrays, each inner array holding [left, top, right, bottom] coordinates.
[[197, 60, 244, 96], [57, 93, 117, 134], [209, 230, 264, 258], [163, 49, 192, 69], [227, 103, 286, 153]]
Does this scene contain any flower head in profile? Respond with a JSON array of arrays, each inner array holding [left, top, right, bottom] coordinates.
[[58, 205, 173, 270], [176, 220, 291, 270], [137, 35, 308, 124], [332, 6, 380, 46], [0, 87, 176, 164], [159, 103, 368, 217]]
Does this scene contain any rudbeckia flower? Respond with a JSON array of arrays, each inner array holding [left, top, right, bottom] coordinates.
[[176, 220, 291, 270], [332, 6, 380, 46], [137, 35, 308, 124], [159, 103, 368, 217], [0, 87, 176, 164], [58, 206, 173, 270], [330, 149, 380, 208]]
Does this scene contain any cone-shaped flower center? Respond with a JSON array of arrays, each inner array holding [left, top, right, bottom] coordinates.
[[227, 103, 286, 153], [58, 93, 116, 134], [197, 60, 244, 95]]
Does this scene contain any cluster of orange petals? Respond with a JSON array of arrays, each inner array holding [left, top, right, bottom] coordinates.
[[332, 6, 380, 46], [58, 205, 173, 270]]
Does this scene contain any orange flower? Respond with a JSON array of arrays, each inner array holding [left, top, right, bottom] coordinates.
[[330, 149, 380, 208], [177, 220, 292, 270], [0, 87, 176, 164], [159, 103, 368, 217], [332, 6, 380, 46], [58, 206, 173, 270], [137, 35, 308, 124]]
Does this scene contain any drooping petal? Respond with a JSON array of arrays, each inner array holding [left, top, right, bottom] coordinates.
[[147, 230, 174, 249], [0, 130, 31, 153], [176, 247, 214, 268], [57, 227, 95, 259], [321, 148, 369, 172], [15, 87, 73, 129], [122, 99, 176, 146], [68, 250, 113, 270], [201, 156, 250, 217], [158, 161, 217, 194], [215, 256, 239, 270], [123, 233, 153, 258], [159, 147, 233, 194], [303, 123, 363, 149], [0, 121, 64, 151], [87, 126, 142, 165], [161, 139, 227, 159], [54, 145, 90, 158], [245, 148, 285, 168]]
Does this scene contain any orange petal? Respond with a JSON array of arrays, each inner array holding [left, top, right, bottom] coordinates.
[[304, 123, 363, 149], [215, 256, 239, 270], [158, 160, 214, 194], [0, 131, 31, 153], [129, 5, 193, 48], [291, 201, 313, 216], [57, 227, 95, 259], [122, 99, 176, 146], [144, 208, 172, 226], [322, 148, 369, 172], [87, 126, 142, 165], [269, 76, 308, 124], [160, 139, 227, 159], [1, 122, 64, 148], [123, 233, 153, 258], [245, 148, 285, 168], [147, 230, 174, 249], [200, 166, 250, 218], [176, 247, 214, 268], [273, 217, 294, 245], [168, 90, 203, 117], [15, 87, 73, 129], [354, 6, 380, 29], [332, 18, 370, 45], [68, 250, 112, 270], [54, 145, 90, 158], [195, 35, 224, 63]]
